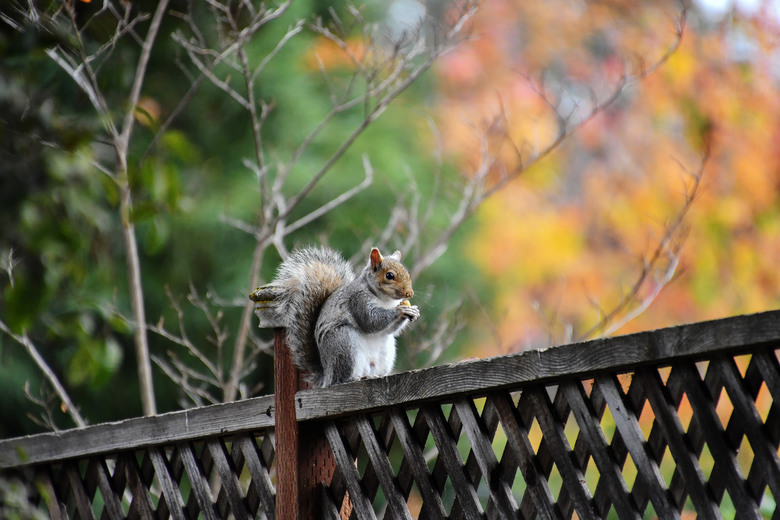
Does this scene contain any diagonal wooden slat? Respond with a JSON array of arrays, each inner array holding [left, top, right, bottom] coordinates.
[[120, 452, 155, 520], [742, 353, 780, 504], [491, 391, 563, 520], [637, 368, 720, 519], [676, 360, 762, 518], [358, 414, 394, 505], [526, 387, 596, 520], [561, 381, 641, 520], [422, 404, 484, 519], [234, 433, 276, 517], [715, 356, 780, 499], [453, 397, 517, 519], [148, 446, 187, 520], [88, 458, 125, 520], [324, 420, 377, 520], [37, 465, 68, 520], [354, 414, 413, 520], [63, 462, 97, 520], [595, 375, 677, 518], [206, 438, 251, 520], [177, 441, 219, 520], [388, 408, 448, 518]]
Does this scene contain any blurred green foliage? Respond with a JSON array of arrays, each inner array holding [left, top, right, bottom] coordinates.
[[0, 0, 485, 437]]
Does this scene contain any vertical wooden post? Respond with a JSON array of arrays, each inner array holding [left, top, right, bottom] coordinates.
[[274, 329, 337, 519], [274, 329, 300, 519]]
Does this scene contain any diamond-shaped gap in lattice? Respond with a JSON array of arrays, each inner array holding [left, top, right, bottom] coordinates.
[[508, 460, 527, 500], [581, 379, 595, 398], [546, 456, 564, 506], [616, 374, 633, 394], [578, 434, 602, 504], [598, 398, 617, 445], [682, 494, 697, 517], [697, 442, 715, 482], [657, 439, 676, 489], [527, 414, 544, 454], [440, 475, 457, 515], [456, 418, 473, 466], [720, 488, 737, 517], [735, 434, 756, 481], [755, 381, 772, 423], [635, 395, 655, 442], [759, 486, 777, 517], [405, 480, 424, 518], [694, 359, 710, 380], [733, 353, 752, 378], [562, 405, 579, 450], [657, 365, 672, 385], [714, 384, 735, 431], [619, 449, 638, 493], [676, 391, 694, 433]]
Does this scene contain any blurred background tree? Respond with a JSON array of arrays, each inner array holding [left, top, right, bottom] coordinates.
[[1, 0, 777, 439], [437, 0, 780, 355]]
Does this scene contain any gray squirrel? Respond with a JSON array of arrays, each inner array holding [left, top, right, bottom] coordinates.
[[249, 246, 420, 387]]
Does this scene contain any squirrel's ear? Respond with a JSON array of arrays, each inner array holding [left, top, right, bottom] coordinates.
[[369, 248, 383, 270], [389, 250, 402, 261]]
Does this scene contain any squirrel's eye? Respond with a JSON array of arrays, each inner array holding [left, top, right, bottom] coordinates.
[[385, 271, 396, 281]]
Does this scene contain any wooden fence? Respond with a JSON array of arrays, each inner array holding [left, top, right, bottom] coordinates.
[[1, 310, 779, 519]]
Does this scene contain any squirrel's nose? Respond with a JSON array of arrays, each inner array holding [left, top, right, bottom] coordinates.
[[405, 289, 414, 298]]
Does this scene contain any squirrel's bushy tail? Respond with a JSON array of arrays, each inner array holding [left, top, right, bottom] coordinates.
[[251, 247, 354, 387]]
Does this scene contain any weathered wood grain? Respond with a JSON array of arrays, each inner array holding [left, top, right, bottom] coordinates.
[[453, 397, 517, 519], [596, 376, 677, 517], [715, 357, 780, 500], [235, 434, 276, 517], [422, 404, 484, 518], [490, 391, 561, 520], [324, 420, 377, 520], [354, 414, 413, 520], [676, 360, 763, 518], [177, 441, 220, 520], [388, 408, 448, 518], [636, 369, 720, 520], [149, 446, 186, 520], [0, 394, 275, 469], [526, 387, 596, 519], [206, 438, 251, 520], [295, 310, 780, 421], [64, 462, 97, 520], [561, 381, 641, 519]]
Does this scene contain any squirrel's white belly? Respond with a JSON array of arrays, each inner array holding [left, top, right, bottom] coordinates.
[[351, 333, 396, 380]]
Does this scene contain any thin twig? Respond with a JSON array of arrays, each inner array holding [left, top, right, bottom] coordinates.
[[0, 320, 87, 428]]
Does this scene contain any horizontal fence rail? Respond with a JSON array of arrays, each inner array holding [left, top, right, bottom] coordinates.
[[1, 310, 779, 519]]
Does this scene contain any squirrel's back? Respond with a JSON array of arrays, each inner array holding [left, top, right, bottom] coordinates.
[[252, 247, 354, 384]]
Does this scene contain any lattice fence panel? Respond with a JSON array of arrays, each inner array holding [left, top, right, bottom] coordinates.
[[27, 430, 276, 520], [322, 349, 780, 519]]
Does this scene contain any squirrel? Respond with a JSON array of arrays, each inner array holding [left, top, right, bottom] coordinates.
[[249, 246, 420, 387]]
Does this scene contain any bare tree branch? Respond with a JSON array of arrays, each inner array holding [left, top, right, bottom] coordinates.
[[0, 320, 87, 429], [577, 148, 707, 341]]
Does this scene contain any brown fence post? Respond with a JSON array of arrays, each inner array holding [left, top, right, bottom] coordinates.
[[274, 329, 337, 519]]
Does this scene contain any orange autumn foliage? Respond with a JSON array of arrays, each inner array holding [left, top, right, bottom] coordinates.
[[434, 0, 780, 356]]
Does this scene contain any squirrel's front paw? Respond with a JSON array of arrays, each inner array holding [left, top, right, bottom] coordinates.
[[399, 304, 420, 322]]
